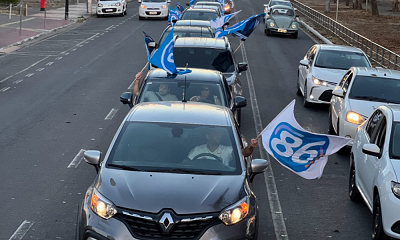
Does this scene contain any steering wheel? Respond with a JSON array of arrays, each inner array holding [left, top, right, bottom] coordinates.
[[191, 153, 223, 163], [199, 98, 214, 104]]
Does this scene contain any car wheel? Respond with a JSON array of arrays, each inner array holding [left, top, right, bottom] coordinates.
[[96, 14, 101, 18], [349, 160, 362, 202], [124, 8, 127, 15], [296, 72, 302, 96], [303, 81, 311, 108], [372, 194, 389, 240], [139, 16, 144, 20], [292, 32, 298, 39], [265, 29, 271, 36], [328, 107, 335, 134]]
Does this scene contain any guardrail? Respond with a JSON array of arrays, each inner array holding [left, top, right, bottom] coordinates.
[[292, 0, 400, 70]]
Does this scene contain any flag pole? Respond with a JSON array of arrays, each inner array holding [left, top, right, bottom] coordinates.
[[140, 62, 149, 73], [234, 41, 244, 53]]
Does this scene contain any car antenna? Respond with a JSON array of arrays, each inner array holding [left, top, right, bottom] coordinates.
[[182, 63, 189, 103]]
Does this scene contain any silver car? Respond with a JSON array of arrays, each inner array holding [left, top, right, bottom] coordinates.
[[76, 102, 268, 240]]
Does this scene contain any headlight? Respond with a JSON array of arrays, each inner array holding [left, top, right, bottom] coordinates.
[[291, 24, 297, 29], [219, 197, 249, 225], [346, 111, 364, 125], [98, 3, 103, 7], [392, 181, 400, 199], [312, 76, 328, 86], [90, 189, 117, 220], [140, 4, 146, 9], [224, 5, 230, 10], [115, 2, 121, 6], [269, 22, 275, 27], [161, 4, 167, 8]]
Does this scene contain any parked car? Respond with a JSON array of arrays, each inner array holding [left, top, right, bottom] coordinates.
[[329, 67, 400, 143], [264, 5, 299, 38], [297, 44, 371, 107], [349, 104, 400, 240], [180, 8, 221, 21], [96, 0, 127, 17], [120, 68, 247, 125], [76, 102, 268, 240], [138, 0, 170, 20]]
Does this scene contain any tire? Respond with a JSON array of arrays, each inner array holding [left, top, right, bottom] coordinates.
[[303, 81, 311, 108], [296, 72, 302, 96], [265, 29, 271, 36], [328, 107, 335, 134], [349, 161, 362, 202], [139, 16, 144, 20], [372, 194, 389, 240], [292, 32, 298, 39], [96, 14, 101, 18]]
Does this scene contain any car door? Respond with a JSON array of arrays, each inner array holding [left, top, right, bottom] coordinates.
[[331, 70, 353, 133], [299, 45, 317, 92]]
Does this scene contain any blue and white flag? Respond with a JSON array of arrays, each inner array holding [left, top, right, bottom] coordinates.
[[217, 0, 224, 6], [149, 28, 191, 75], [217, 13, 266, 40], [210, 10, 241, 30], [261, 100, 352, 179], [176, 2, 185, 13], [168, 6, 180, 26], [188, 0, 196, 7], [143, 31, 155, 62]]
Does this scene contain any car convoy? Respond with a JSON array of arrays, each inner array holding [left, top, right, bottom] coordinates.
[[80, 0, 400, 239]]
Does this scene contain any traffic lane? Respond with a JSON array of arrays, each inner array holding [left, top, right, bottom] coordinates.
[[241, 20, 372, 240], [0, 10, 168, 239]]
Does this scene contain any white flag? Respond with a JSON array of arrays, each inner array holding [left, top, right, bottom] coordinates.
[[210, 10, 241, 29], [261, 100, 352, 179]]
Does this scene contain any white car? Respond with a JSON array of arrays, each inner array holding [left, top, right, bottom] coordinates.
[[297, 44, 371, 107], [96, 0, 127, 17], [330, 67, 400, 143], [350, 104, 400, 240], [138, 0, 170, 20]]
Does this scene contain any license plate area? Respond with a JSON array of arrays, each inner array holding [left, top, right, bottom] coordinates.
[[149, 11, 157, 14], [278, 29, 287, 33], [105, 9, 113, 12]]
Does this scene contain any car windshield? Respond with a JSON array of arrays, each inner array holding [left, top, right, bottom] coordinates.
[[138, 80, 226, 106], [270, 1, 292, 6], [174, 47, 235, 73], [314, 50, 370, 70], [159, 28, 213, 45], [142, 0, 166, 2], [271, 8, 294, 16], [391, 122, 400, 160], [348, 76, 400, 104], [107, 122, 242, 175], [181, 10, 219, 21]]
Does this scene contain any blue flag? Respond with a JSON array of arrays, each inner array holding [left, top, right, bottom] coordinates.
[[143, 31, 155, 62], [217, 13, 266, 40], [168, 6, 179, 26], [149, 28, 191, 75], [188, 0, 196, 7], [176, 2, 184, 12]]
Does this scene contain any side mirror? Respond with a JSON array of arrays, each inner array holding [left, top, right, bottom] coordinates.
[[294, 7, 297, 11], [332, 88, 344, 98], [148, 42, 156, 48], [250, 159, 268, 182], [120, 92, 133, 108], [238, 62, 248, 73], [362, 144, 381, 157], [233, 96, 247, 109], [84, 150, 101, 172], [299, 59, 309, 67], [224, 21, 230, 26], [186, 2, 189, 6]]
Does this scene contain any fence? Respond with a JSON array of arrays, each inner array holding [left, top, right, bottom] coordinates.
[[292, 0, 400, 70]]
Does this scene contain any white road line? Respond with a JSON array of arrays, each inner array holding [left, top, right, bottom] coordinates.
[[105, 25, 115, 31], [64, 52, 69, 55], [0, 87, 10, 92], [0, 56, 49, 83], [13, 79, 23, 84], [68, 149, 86, 168], [46, 62, 54, 66], [36, 68, 45, 72], [0, 17, 35, 27], [55, 57, 63, 60], [240, 43, 289, 240], [9, 220, 34, 240], [72, 48, 77, 51], [25, 73, 34, 77], [105, 108, 118, 120]]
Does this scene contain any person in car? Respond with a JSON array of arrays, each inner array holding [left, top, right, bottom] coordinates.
[[133, 72, 178, 101], [190, 85, 221, 105], [185, 129, 258, 166]]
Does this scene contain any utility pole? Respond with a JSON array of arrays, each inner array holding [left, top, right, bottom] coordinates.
[[65, 0, 69, 20]]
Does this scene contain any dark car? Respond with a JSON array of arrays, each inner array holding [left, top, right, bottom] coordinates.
[[265, 5, 299, 38], [120, 68, 247, 125], [76, 102, 268, 240], [180, 8, 221, 21]]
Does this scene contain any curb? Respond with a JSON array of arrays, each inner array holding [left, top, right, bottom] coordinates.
[[296, 17, 333, 45]]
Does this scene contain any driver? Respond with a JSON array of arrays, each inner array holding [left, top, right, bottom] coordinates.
[[186, 129, 258, 166], [133, 72, 178, 101], [190, 85, 221, 105]]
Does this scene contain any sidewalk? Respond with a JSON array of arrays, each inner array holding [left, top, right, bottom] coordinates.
[[0, 3, 96, 52]]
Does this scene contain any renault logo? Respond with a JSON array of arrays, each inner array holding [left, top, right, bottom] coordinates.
[[159, 212, 175, 233]]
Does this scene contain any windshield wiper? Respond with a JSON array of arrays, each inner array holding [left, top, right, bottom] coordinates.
[[352, 96, 390, 102], [107, 164, 144, 171], [152, 168, 222, 175]]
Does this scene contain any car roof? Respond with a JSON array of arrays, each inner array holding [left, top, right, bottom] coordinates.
[[271, 5, 293, 9], [174, 37, 228, 49], [164, 25, 211, 32], [183, 8, 219, 13], [352, 67, 400, 78], [388, 105, 400, 122], [175, 20, 211, 27], [196, 1, 221, 5], [127, 102, 232, 126], [191, 5, 220, 10], [317, 44, 365, 53], [147, 68, 223, 82]]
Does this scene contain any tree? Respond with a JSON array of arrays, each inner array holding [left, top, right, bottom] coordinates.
[[393, 0, 399, 12], [371, 0, 379, 15], [325, 0, 331, 13]]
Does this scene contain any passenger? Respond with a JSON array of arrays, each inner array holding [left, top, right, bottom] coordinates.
[[190, 85, 221, 105], [133, 72, 178, 101], [286, 9, 293, 16], [273, 10, 279, 15]]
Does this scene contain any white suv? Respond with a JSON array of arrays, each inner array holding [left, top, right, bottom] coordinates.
[[350, 105, 400, 240], [329, 67, 400, 143]]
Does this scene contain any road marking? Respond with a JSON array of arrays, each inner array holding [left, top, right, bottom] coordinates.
[[13, 79, 23, 84], [240, 42, 289, 240], [0, 56, 49, 83], [68, 149, 86, 168], [55, 57, 62, 60], [0, 87, 10, 92], [25, 73, 34, 77], [64, 52, 69, 55], [0, 17, 35, 27], [9, 220, 34, 240], [105, 25, 115, 31], [105, 108, 118, 120], [36, 68, 45, 72], [72, 48, 77, 51], [46, 62, 54, 66]]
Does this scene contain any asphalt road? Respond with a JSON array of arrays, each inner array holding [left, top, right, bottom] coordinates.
[[0, 0, 373, 239]]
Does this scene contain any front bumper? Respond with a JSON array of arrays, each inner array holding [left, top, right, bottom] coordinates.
[[380, 193, 400, 238], [339, 117, 360, 145], [139, 8, 168, 18], [307, 84, 334, 104], [266, 27, 298, 35], [97, 5, 124, 15]]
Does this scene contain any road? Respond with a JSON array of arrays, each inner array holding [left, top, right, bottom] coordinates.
[[0, 0, 372, 239]]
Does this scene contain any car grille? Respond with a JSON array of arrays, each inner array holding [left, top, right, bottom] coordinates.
[[145, 11, 161, 15], [147, 8, 160, 10], [115, 209, 218, 239], [102, 8, 116, 13], [318, 90, 333, 102]]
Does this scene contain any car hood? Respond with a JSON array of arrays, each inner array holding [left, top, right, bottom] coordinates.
[[141, 2, 166, 7], [99, 0, 122, 6], [272, 16, 294, 28], [348, 99, 380, 118], [312, 67, 347, 84], [97, 169, 246, 214]]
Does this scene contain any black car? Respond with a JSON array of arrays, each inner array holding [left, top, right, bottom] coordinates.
[[120, 68, 247, 125], [77, 102, 268, 240]]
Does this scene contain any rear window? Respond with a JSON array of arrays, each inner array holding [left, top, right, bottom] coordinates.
[[159, 28, 213, 45], [391, 122, 400, 159], [348, 76, 400, 104], [181, 10, 219, 21]]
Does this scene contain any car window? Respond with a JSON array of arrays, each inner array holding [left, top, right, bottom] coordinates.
[[339, 70, 352, 88], [270, 1, 292, 6], [181, 10, 219, 21], [222, 76, 232, 104], [374, 117, 386, 151], [308, 47, 317, 62], [390, 122, 400, 159], [314, 50, 371, 70], [159, 28, 213, 45], [348, 76, 400, 104], [342, 72, 353, 95], [366, 110, 383, 142], [271, 8, 294, 16], [107, 122, 242, 175], [174, 47, 235, 73]]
